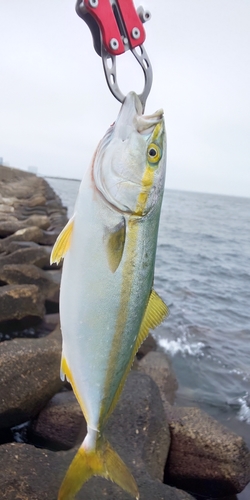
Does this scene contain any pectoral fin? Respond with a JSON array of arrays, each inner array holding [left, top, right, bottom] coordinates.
[[50, 216, 74, 265], [105, 218, 126, 273]]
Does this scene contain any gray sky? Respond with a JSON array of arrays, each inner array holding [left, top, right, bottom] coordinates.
[[0, 0, 249, 197]]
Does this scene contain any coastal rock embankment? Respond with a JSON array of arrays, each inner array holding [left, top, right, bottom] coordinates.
[[0, 165, 249, 500], [0, 165, 66, 334]]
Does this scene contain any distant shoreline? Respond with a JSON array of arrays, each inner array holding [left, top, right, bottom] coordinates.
[[45, 175, 81, 182], [44, 176, 249, 200]]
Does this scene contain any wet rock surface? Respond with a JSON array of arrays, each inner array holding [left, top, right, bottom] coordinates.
[[0, 245, 52, 268], [164, 404, 250, 497], [30, 390, 86, 450], [0, 165, 66, 330], [138, 351, 178, 405], [0, 284, 45, 324], [136, 332, 157, 359], [0, 327, 62, 429], [0, 372, 194, 500]]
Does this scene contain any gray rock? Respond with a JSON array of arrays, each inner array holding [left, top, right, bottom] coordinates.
[[0, 372, 194, 500], [138, 351, 178, 405], [0, 165, 67, 234], [26, 194, 47, 207], [30, 390, 86, 450], [0, 226, 60, 249], [164, 404, 250, 496], [3, 241, 41, 253], [39, 229, 61, 246], [0, 264, 59, 304], [43, 313, 60, 329], [0, 284, 45, 324], [0, 215, 51, 236], [136, 333, 157, 359], [0, 327, 63, 429], [0, 246, 51, 269], [0, 226, 44, 250], [106, 371, 171, 483]]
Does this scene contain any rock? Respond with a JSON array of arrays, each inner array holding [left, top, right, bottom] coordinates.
[[164, 404, 250, 496], [106, 371, 171, 483], [0, 372, 194, 500], [42, 313, 60, 329], [3, 241, 40, 253], [0, 246, 51, 269], [0, 165, 68, 234], [0, 264, 59, 305], [0, 204, 14, 214], [0, 226, 44, 250], [31, 313, 60, 338], [138, 351, 178, 405], [137, 333, 157, 359], [0, 215, 50, 236], [0, 227, 60, 250], [0, 327, 63, 429], [0, 284, 45, 324], [39, 229, 61, 246], [27, 194, 47, 207], [0, 165, 36, 185], [30, 390, 86, 450]]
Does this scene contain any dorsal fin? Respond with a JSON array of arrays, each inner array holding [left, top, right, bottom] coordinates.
[[50, 216, 75, 265]]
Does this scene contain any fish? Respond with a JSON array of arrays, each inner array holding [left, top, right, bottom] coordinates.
[[50, 91, 168, 500]]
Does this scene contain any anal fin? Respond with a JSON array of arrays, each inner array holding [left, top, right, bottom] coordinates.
[[60, 355, 89, 423]]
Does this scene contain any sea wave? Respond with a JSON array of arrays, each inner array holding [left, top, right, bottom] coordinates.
[[159, 335, 205, 357], [237, 394, 250, 425]]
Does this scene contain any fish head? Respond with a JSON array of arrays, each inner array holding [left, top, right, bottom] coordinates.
[[93, 92, 166, 216]]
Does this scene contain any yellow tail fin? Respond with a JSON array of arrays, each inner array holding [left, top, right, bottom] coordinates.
[[58, 434, 139, 500]]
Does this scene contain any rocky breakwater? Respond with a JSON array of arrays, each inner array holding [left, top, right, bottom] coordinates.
[[0, 165, 67, 335], [0, 165, 250, 499]]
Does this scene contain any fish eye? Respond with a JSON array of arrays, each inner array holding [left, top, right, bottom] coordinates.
[[147, 143, 161, 165]]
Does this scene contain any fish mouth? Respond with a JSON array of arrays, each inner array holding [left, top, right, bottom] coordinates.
[[114, 92, 164, 141]]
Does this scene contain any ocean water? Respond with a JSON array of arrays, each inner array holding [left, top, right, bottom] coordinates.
[[47, 177, 250, 499]]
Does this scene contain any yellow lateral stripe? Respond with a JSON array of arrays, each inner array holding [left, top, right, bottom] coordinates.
[[151, 122, 163, 142], [104, 289, 168, 423], [134, 166, 155, 216], [50, 216, 74, 265], [100, 218, 139, 422]]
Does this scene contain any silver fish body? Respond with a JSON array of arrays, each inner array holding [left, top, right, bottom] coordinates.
[[51, 92, 167, 500]]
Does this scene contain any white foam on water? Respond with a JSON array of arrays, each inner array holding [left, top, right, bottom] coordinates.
[[159, 336, 205, 357], [237, 394, 250, 425], [229, 368, 250, 382]]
